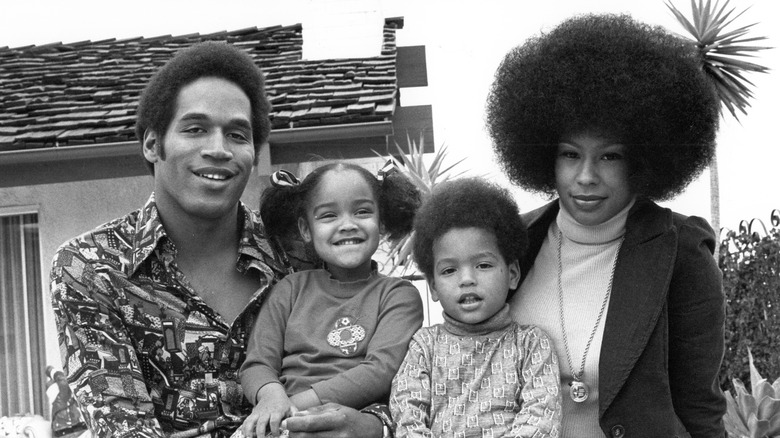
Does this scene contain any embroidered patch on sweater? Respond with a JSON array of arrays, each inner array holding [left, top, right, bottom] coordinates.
[[327, 317, 366, 355]]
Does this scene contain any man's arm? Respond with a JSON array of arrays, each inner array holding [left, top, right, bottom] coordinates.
[[50, 240, 165, 438]]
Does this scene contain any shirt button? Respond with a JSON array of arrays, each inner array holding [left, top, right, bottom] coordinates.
[[611, 425, 625, 438]]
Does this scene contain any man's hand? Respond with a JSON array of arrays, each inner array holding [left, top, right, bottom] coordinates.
[[242, 383, 296, 437], [282, 403, 384, 438]]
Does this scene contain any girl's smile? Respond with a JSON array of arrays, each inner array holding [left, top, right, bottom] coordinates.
[[299, 168, 381, 282]]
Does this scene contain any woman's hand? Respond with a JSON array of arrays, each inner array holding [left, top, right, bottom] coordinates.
[[283, 403, 383, 438], [242, 383, 296, 437]]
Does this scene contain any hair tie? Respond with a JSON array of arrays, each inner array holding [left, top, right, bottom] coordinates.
[[271, 169, 300, 187], [376, 159, 399, 182]]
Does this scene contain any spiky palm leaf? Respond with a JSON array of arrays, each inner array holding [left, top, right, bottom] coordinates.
[[666, 0, 770, 260], [666, 0, 770, 119], [379, 133, 466, 276]]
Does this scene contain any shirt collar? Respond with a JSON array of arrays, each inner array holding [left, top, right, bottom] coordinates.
[[556, 196, 635, 245], [238, 206, 291, 278], [130, 193, 289, 277], [130, 193, 167, 273]]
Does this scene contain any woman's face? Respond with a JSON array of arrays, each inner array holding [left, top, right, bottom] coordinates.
[[555, 133, 634, 226]]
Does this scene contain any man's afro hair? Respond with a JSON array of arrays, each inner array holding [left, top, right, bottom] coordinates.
[[136, 41, 271, 173]]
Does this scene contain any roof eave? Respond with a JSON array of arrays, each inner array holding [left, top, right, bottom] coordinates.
[[0, 121, 393, 166]]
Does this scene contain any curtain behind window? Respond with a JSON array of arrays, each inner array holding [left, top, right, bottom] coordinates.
[[0, 213, 45, 416]]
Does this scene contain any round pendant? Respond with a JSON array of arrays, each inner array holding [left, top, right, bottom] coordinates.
[[569, 380, 589, 403]]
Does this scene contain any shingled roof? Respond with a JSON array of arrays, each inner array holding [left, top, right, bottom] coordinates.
[[0, 18, 402, 152]]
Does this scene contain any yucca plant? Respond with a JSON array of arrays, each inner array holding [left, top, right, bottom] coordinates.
[[666, 0, 770, 256], [666, 0, 770, 119], [378, 133, 465, 277], [723, 349, 780, 438]]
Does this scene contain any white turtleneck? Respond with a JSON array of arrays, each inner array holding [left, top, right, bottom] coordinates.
[[510, 198, 634, 438]]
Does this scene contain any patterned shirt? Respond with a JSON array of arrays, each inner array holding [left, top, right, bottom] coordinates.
[[50, 194, 290, 438], [390, 306, 561, 438]]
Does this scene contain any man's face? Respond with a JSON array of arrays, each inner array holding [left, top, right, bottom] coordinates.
[[144, 76, 255, 223]]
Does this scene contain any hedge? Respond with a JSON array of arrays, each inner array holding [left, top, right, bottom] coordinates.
[[718, 210, 780, 390]]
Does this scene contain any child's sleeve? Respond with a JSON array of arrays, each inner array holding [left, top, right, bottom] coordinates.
[[508, 325, 561, 437], [310, 281, 423, 408], [389, 331, 433, 438], [239, 278, 294, 404]]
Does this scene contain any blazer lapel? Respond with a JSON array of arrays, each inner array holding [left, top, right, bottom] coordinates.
[[598, 199, 678, 416]]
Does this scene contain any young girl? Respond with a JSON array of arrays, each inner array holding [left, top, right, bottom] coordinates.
[[240, 162, 424, 437], [391, 177, 561, 438]]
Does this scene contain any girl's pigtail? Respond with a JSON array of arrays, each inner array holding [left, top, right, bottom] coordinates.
[[260, 170, 302, 242], [377, 162, 422, 242]]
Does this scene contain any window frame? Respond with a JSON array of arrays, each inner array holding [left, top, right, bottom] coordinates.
[[0, 205, 46, 416]]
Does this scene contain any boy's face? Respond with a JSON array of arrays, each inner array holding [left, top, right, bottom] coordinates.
[[428, 227, 520, 325]]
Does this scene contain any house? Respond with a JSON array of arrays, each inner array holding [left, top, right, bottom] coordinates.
[[0, 17, 432, 416]]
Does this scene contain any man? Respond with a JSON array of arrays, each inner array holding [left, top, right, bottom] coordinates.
[[51, 42, 388, 438]]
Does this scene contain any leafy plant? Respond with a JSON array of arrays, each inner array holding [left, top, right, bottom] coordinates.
[[666, 0, 771, 119], [719, 213, 780, 394], [723, 349, 780, 438], [379, 133, 465, 277]]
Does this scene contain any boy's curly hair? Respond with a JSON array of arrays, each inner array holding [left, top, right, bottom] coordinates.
[[412, 177, 528, 279], [486, 13, 720, 201], [136, 41, 271, 174]]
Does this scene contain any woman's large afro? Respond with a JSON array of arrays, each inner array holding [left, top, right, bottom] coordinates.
[[486, 13, 720, 200]]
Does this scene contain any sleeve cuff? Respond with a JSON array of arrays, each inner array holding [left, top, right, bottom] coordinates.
[[360, 404, 393, 438]]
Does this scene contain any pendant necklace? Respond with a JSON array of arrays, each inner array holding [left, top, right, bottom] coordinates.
[[556, 229, 623, 403]]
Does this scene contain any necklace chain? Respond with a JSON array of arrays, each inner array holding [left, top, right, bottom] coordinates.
[[556, 229, 623, 382]]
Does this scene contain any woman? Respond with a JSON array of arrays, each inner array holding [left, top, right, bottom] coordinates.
[[486, 14, 726, 438]]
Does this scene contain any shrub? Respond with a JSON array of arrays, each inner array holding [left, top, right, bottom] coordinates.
[[719, 211, 780, 391]]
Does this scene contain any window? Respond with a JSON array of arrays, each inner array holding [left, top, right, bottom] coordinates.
[[0, 210, 45, 416]]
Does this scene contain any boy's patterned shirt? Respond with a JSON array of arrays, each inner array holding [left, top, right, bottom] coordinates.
[[390, 310, 561, 438], [50, 194, 290, 438]]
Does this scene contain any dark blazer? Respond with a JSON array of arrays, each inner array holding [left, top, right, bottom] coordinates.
[[512, 198, 726, 438]]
